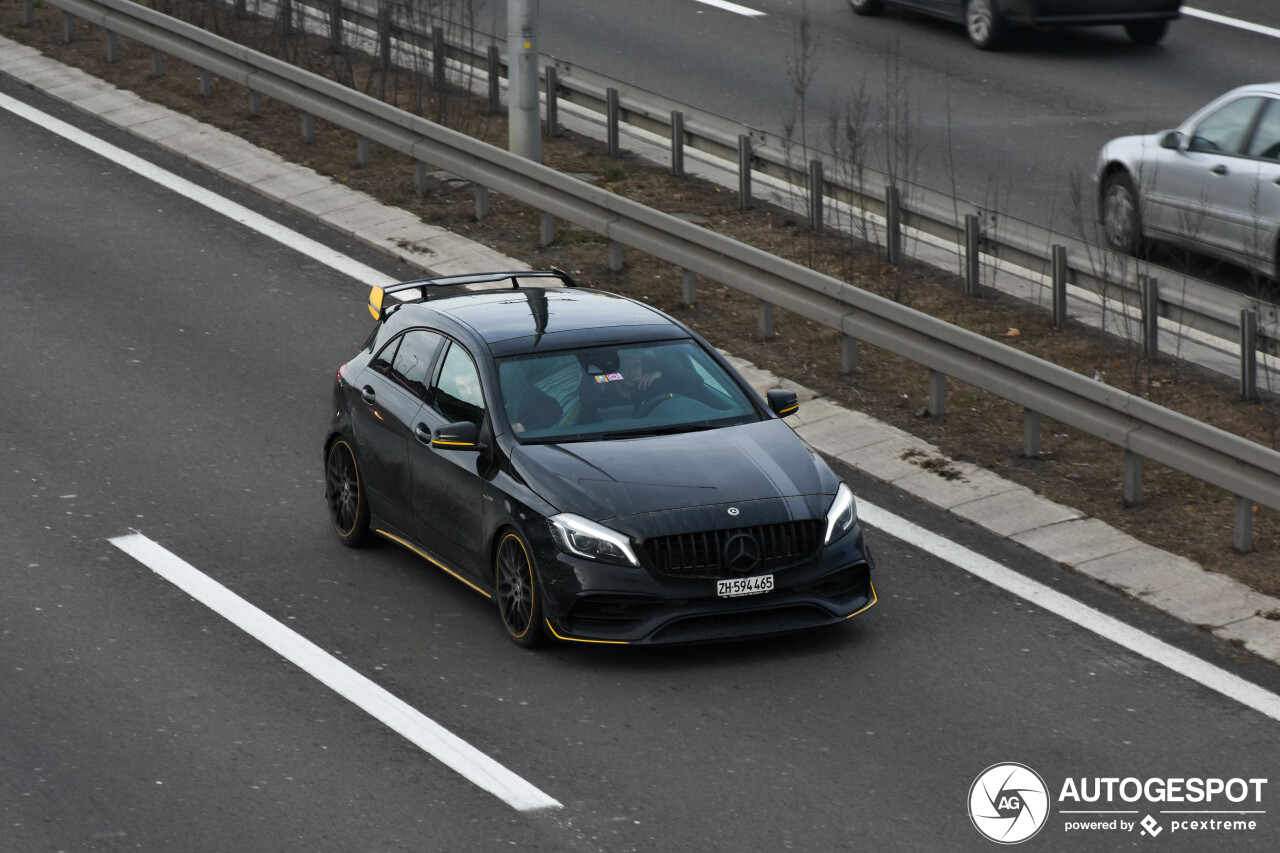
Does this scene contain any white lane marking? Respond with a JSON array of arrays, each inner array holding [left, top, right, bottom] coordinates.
[[6, 82, 1277, 723], [1184, 7, 1280, 39], [858, 502, 1280, 724], [109, 533, 561, 812], [0, 92, 398, 290], [692, 0, 766, 18]]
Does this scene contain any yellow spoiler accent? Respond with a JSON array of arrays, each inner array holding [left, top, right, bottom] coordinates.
[[368, 286, 386, 320]]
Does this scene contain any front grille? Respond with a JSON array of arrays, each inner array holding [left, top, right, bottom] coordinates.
[[643, 519, 822, 579]]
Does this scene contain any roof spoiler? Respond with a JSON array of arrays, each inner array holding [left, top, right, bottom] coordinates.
[[367, 269, 578, 321]]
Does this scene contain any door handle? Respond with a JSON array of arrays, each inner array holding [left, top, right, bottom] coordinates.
[[361, 385, 377, 404], [1211, 164, 1228, 176], [415, 423, 433, 444]]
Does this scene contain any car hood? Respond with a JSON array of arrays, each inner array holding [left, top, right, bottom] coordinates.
[[509, 418, 835, 525]]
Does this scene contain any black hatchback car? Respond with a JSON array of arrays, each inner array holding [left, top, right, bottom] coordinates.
[[849, 0, 1181, 50], [325, 271, 876, 647]]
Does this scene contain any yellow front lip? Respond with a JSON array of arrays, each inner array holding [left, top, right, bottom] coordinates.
[[846, 581, 878, 618]]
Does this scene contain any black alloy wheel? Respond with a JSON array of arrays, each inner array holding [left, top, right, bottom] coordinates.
[[495, 531, 546, 647], [326, 439, 370, 546]]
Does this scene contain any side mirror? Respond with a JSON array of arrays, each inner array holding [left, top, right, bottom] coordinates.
[[432, 421, 485, 451], [1159, 130, 1184, 151], [766, 389, 799, 418]]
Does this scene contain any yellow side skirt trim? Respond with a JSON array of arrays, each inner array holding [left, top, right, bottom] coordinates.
[[846, 581, 878, 618], [375, 529, 493, 599], [544, 620, 631, 645]]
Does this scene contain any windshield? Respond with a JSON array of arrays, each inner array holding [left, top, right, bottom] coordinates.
[[497, 339, 761, 442]]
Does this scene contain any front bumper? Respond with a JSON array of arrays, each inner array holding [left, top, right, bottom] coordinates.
[[535, 525, 877, 645]]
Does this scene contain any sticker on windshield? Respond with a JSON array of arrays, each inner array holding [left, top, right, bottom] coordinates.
[[594, 373, 624, 383]]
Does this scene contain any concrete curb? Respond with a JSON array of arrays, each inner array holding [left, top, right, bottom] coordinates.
[[5, 37, 1278, 664]]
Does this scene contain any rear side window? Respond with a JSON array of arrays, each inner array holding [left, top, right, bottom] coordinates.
[[390, 330, 444, 399], [1245, 98, 1280, 161], [433, 343, 486, 427]]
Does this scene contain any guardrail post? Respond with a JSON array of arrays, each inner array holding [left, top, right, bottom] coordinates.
[[1022, 409, 1041, 458], [279, 0, 294, 37], [414, 161, 428, 196], [606, 88, 620, 157], [106, 31, 119, 63], [199, 69, 213, 99], [300, 112, 315, 143], [475, 185, 490, 220], [886, 185, 902, 266], [1123, 450, 1143, 506], [964, 213, 981, 298], [432, 27, 446, 90], [1234, 497, 1254, 554], [609, 242, 624, 272], [234, 0, 247, 20], [1052, 245, 1068, 328], [1240, 309, 1258, 401], [63, 12, 75, 44], [1141, 275, 1159, 361], [539, 212, 555, 247], [21, 0, 33, 27], [329, 0, 344, 54], [545, 65, 559, 135], [738, 135, 752, 210], [808, 160, 824, 232], [671, 111, 685, 178], [356, 136, 370, 168], [681, 269, 697, 305], [248, 90, 262, 117], [151, 48, 164, 78], [927, 370, 946, 417], [842, 335, 858, 373], [758, 301, 775, 339], [487, 45, 501, 114]]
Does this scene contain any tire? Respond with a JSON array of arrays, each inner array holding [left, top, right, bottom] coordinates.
[[325, 438, 371, 547], [1125, 20, 1168, 45], [849, 0, 884, 15], [495, 530, 546, 648], [965, 0, 1008, 50], [1101, 171, 1142, 256]]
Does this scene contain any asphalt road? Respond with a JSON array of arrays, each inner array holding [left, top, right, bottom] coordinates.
[[480, 0, 1280, 244], [3, 78, 1280, 851]]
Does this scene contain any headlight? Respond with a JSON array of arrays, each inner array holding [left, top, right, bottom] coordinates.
[[549, 514, 640, 567], [824, 483, 858, 544]]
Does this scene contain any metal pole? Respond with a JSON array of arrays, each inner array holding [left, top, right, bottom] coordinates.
[[808, 160, 824, 232], [964, 213, 980, 298], [508, 0, 542, 163], [606, 88, 620, 157], [329, 0, 343, 54], [738, 135, 752, 210], [1240, 309, 1258, 401], [1051, 244, 1068, 328], [487, 45, 501, 114], [1141, 275, 1159, 361], [545, 65, 559, 136], [886, 186, 902, 266], [671, 111, 685, 178]]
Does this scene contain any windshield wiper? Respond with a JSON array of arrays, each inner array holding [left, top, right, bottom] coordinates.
[[600, 423, 717, 440]]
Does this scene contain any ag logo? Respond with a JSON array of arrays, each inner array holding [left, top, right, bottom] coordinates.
[[968, 763, 1050, 844]]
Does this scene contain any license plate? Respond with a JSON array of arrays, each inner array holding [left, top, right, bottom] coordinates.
[[716, 574, 774, 598]]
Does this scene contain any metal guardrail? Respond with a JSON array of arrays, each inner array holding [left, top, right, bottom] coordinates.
[[23, 0, 1280, 549], [320, 0, 1280, 361]]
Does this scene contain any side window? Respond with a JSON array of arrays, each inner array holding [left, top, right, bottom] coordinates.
[[390, 330, 444, 399], [433, 343, 486, 427], [1245, 99, 1280, 162], [1189, 97, 1262, 154]]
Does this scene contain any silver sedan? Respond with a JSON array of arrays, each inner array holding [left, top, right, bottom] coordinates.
[[1096, 83, 1280, 281]]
